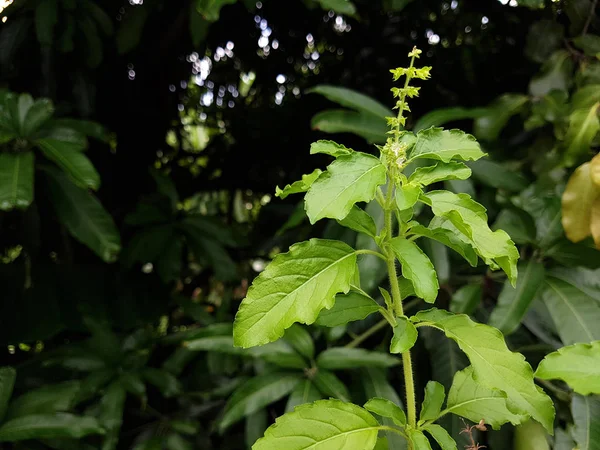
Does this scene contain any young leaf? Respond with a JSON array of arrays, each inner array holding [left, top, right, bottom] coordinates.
[[316, 291, 381, 327], [488, 261, 545, 335], [219, 372, 302, 432], [312, 370, 351, 402], [316, 348, 401, 370], [396, 183, 422, 211], [535, 341, 600, 395], [407, 429, 433, 450], [37, 139, 100, 190], [253, 399, 381, 450], [450, 284, 482, 315], [233, 239, 357, 348], [542, 277, 600, 345], [571, 394, 600, 450], [305, 152, 386, 223], [43, 167, 121, 263], [285, 379, 322, 413], [307, 85, 393, 119], [408, 128, 485, 163], [275, 169, 322, 199], [413, 309, 555, 432], [422, 190, 519, 285], [0, 367, 16, 423], [408, 162, 471, 186], [364, 397, 406, 427], [562, 162, 599, 243], [389, 237, 439, 303], [563, 103, 600, 167], [0, 413, 105, 441], [420, 381, 445, 422], [0, 152, 34, 211], [337, 205, 377, 237], [422, 424, 458, 450], [310, 140, 352, 157], [409, 223, 478, 267], [390, 316, 418, 354], [445, 366, 526, 429]]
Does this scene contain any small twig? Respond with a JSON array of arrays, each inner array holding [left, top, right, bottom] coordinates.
[[460, 419, 487, 450], [345, 319, 388, 348]]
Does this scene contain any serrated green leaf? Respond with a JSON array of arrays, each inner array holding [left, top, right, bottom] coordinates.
[[337, 205, 377, 237], [564, 104, 600, 167], [311, 109, 388, 144], [396, 183, 422, 211], [275, 169, 323, 199], [408, 162, 471, 186], [316, 291, 381, 327], [0, 413, 105, 441], [413, 107, 488, 133], [473, 94, 529, 141], [422, 190, 519, 285], [312, 369, 350, 402], [253, 399, 380, 450], [489, 261, 545, 335], [420, 381, 445, 422], [413, 309, 555, 432], [444, 366, 526, 429], [220, 372, 301, 432], [409, 223, 478, 267], [37, 139, 100, 190], [572, 394, 600, 450], [305, 152, 386, 223], [6, 381, 81, 420], [407, 429, 433, 450], [0, 367, 16, 423], [389, 237, 439, 303], [422, 424, 457, 450], [234, 239, 356, 347], [535, 341, 600, 395], [408, 128, 485, 163], [316, 348, 401, 370], [283, 324, 315, 360], [450, 284, 482, 315], [542, 277, 600, 345], [0, 152, 34, 211], [43, 167, 120, 263], [285, 379, 322, 413], [307, 85, 393, 119], [364, 397, 406, 427], [310, 140, 352, 157], [390, 316, 417, 354]]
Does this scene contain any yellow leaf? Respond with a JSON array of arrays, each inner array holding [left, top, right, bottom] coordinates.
[[591, 197, 600, 249], [562, 162, 599, 242], [591, 153, 600, 187]]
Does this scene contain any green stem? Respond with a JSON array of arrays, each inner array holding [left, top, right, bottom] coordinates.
[[355, 249, 387, 261], [345, 319, 389, 349]]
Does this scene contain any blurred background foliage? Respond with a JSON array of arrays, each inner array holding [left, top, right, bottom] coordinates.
[[0, 0, 599, 448]]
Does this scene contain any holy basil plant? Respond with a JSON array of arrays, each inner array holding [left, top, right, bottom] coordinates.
[[232, 48, 556, 449]]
